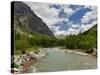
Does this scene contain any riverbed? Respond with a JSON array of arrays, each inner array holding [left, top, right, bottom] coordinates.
[[24, 48, 97, 73]]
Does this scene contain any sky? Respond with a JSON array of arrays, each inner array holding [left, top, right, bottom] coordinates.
[[25, 2, 97, 36]]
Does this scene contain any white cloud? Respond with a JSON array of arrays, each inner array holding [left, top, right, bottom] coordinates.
[[63, 7, 75, 16], [25, 2, 80, 26], [72, 24, 80, 28], [67, 28, 80, 35], [84, 6, 97, 11], [61, 21, 96, 35], [53, 25, 80, 35], [67, 21, 73, 25], [25, 2, 63, 26], [81, 6, 97, 24], [63, 5, 82, 17], [51, 26, 70, 35], [81, 21, 96, 33], [25, 2, 97, 36], [81, 11, 97, 24], [55, 30, 70, 35]]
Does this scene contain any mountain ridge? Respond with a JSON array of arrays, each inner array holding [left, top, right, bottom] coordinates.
[[65, 24, 97, 50], [13, 1, 54, 37]]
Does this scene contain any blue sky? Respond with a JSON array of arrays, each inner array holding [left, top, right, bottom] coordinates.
[[69, 8, 92, 23], [25, 2, 97, 35]]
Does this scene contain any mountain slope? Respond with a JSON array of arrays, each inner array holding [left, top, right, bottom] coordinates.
[[13, 1, 54, 37], [11, 1, 56, 54], [65, 24, 97, 50]]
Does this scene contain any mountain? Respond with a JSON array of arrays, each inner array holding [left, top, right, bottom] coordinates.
[[12, 1, 54, 37], [65, 24, 97, 50], [82, 24, 97, 36]]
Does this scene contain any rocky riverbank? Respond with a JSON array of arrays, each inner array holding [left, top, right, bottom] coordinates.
[[11, 48, 47, 73], [11, 47, 97, 73], [53, 47, 97, 57]]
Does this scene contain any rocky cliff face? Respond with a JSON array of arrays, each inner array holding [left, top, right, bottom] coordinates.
[[12, 1, 54, 37]]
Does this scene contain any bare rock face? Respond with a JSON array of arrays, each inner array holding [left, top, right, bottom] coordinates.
[[12, 1, 54, 37]]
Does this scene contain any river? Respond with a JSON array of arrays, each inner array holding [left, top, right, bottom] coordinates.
[[24, 48, 97, 73]]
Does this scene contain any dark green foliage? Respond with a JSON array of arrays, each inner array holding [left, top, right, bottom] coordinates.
[[11, 63, 19, 68], [14, 32, 32, 50], [14, 24, 97, 54], [28, 33, 56, 47], [65, 25, 97, 50], [14, 30, 58, 54]]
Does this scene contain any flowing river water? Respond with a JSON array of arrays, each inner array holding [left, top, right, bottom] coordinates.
[[24, 48, 97, 73]]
